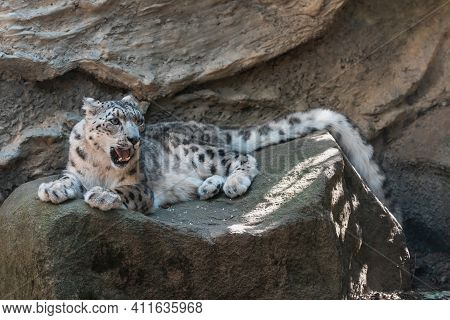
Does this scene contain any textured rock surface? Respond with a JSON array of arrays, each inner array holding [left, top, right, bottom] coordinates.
[[0, 133, 410, 299], [0, 0, 346, 97]]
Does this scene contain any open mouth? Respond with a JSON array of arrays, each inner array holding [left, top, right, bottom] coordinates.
[[110, 146, 133, 167]]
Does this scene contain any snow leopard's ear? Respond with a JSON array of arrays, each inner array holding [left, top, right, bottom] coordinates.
[[122, 94, 138, 105], [82, 97, 102, 117], [122, 94, 148, 114]]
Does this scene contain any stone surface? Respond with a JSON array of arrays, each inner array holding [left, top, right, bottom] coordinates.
[[0, 0, 346, 98], [0, 133, 410, 299]]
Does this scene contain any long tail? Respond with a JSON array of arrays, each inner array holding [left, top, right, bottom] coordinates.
[[223, 108, 386, 201]]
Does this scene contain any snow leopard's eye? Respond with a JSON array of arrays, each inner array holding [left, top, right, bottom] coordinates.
[[109, 118, 120, 125], [137, 117, 144, 126]]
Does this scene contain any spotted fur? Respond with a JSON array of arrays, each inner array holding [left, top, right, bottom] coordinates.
[[38, 96, 386, 214]]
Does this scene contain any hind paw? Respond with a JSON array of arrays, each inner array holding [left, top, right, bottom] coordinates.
[[198, 175, 225, 200], [223, 174, 251, 198]]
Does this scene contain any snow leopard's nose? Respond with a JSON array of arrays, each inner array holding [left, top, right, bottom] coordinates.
[[127, 136, 140, 146]]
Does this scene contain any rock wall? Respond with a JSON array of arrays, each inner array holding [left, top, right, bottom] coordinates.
[[0, 0, 449, 292]]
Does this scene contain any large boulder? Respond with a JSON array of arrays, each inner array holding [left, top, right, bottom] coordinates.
[[0, 132, 410, 299]]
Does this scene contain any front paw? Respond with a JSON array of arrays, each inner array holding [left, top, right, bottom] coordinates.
[[84, 186, 122, 211], [38, 181, 76, 204]]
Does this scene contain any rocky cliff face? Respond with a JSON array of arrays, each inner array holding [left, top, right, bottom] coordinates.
[[0, 0, 449, 294]]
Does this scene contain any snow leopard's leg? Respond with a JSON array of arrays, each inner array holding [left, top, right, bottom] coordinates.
[[221, 153, 258, 198], [84, 184, 154, 214], [180, 145, 258, 199], [151, 124, 259, 200], [38, 171, 84, 204]]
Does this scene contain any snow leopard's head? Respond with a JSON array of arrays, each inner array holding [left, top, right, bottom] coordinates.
[[82, 95, 145, 168]]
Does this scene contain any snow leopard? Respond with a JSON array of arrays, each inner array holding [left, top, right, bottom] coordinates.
[[38, 95, 386, 214]]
